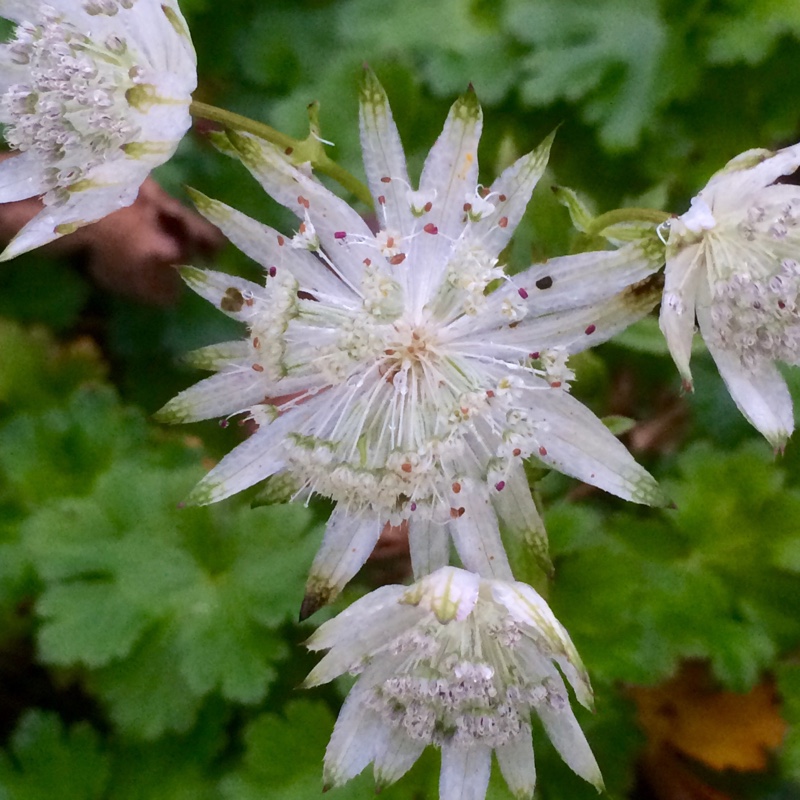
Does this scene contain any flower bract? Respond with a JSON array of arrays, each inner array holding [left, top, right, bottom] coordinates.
[[0, 0, 196, 259], [659, 145, 800, 447], [304, 566, 603, 800], [159, 71, 665, 614]]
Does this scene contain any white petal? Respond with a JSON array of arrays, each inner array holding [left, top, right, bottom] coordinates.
[[453, 281, 660, 364], [373, 728, 426, 789], [0, 151, 49, 203], [99, 1, 195, 79], [660, 237, 706, 387], [187, 408, 316, 504], [439, 742, 492, 800], [359, 69, 414, 239], [492, 582, 568, 651], [519, 242, 662, 314], [227, 132, 379, 291], [706, 143, 800, 213], [155, 369, 268, 423], [490, 463, 551, 576], [447, 479, 513, 580], [153, 0, 197, 74], [305, 584, 408, 653], [0, 182, 140, 261], [448, 242, 660, 344], [301, 508, 383, 617], [526, 389, 667, 506], [515, 638, 561, 684], [188, 190, 353, 300], [697, 303, 794, 447], [304, 604, 420, 687], [179, 267, 266, 322], [417, 91, 482, 241], [408, 516, 450, 579], [470, 131, 554, 255], [491, 582, 593, 709], [0, 1, 32, 23], [182, 341, 252, 371], [133, 97, 192, 144], [409, 90, 482, 314], [401, 566, 480, 623], [323, 687, 381, 788], [495, 725, 536, 799], [536, 694, 603, 790]]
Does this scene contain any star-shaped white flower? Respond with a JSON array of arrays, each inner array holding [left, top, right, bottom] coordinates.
[[659, 144, 800, 448], [0, 0, 196, 259], [159, 73, 665, 614], [304, 566, 603, 800]]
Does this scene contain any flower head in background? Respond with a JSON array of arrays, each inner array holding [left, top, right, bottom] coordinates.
[[159, 71, 664, 614], [660, 144, 800, 448], [0, 0, 196, 259], [304, 566, 602, 800]]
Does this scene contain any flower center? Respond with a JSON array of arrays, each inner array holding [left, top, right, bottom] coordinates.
[[710, 258, 800, 369], [383, 321, 439, 374], [0, 5, 144, 204], [365, 615, 564, 748]]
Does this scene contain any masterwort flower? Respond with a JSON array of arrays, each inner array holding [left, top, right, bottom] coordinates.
[[304, 566, 602, 799], [159, 72, 665, 614], [660, 144, 800, 448], [0, 0, 196, 259]]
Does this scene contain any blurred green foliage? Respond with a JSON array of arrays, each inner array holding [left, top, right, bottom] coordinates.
[[1, 1, 800, 799]]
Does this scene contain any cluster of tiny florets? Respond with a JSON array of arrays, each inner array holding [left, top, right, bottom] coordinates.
[[365, 619, 566, 749], [1, 5, 146, 205], [709, 257, 800, 369]]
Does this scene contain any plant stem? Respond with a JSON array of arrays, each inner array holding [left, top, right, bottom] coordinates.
[[190, 101, 295, 150], [587, 207, 670, 235], [189, 101, 373, 208]]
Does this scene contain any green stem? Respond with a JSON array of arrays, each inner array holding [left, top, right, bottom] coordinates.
[[190, 100, 295, 151], [587, 207, 671, 235], [190, 101, 373, 208], [318, 158, 373, 208]]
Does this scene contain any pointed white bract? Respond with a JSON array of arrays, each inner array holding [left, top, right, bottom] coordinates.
[[160, 72, 665, 613], [660, 144, 800, 447], [304, 567, 603, 799], [0, 0, 196, 259]]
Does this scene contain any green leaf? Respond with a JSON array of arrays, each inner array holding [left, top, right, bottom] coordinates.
[[602, 415, 637, 436], [777, 662, 800, 783], [0, 712, 109, 800], [0, 387, 149, 510], [0, 257, 89, 332], [220, 700, 438, 800], [36, 581, 154, 669], [222, 701, 331, 795], [0, 320, 105, 415], [90, 625, 204, 740], [107, 709, 224, 800], [22, 459, 322, 738], [707, 0, 800, 65], [342, 0, 521, 104], [505, 0, 670, 149], [548, 441, 800, 691]]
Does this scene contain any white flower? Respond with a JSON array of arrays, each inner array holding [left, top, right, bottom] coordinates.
[[659, 144, 800, 448], [0, 0, 196, 259], [304, 566, 603, 800], [159, 72, 665, 614]]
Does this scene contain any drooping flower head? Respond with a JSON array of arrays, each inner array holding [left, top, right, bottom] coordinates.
[[0, 0, 196, 259], [304, 566, 602, 800], [159, 71, 665, 613], [659, 144, 800, 447]]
